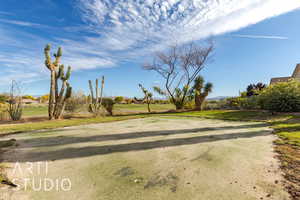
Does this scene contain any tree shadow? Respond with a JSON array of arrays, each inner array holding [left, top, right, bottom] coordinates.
[[16, 123, 268, 148], [7, 129, 272, 162]]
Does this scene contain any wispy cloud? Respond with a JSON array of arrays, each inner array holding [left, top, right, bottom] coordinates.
[[1, 0, 300, 87], [232, 34, 288, 40], [76, 0, 300, 55], [0, 19, 42, 27]]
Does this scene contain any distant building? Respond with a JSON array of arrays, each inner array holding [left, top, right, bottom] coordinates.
[[270, 64, 300, 84]]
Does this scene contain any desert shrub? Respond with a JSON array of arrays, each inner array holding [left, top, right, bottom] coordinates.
[[102, 98, 115, 115], [225, 97, 243, 109], [0, 103, 9, 121], [203, 100, 227, 110], [0, 94, 8, 103], [183, 100, 195, 109], [65, 91, 87, 113], [7, 98, 22, 121], [239, 96, 260, 110], [114, 96, 124, 104], [124, 98, 133, 104], [219, 96, 261, 110], [259, 81, 300, 112]]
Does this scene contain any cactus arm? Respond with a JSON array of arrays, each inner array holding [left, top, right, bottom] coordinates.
[[65, 66, 71, 80], [53, 47, 62, 67], [88, 80, 94, 103], [95, 78, 99, 107], [44, 44, 52, 70]]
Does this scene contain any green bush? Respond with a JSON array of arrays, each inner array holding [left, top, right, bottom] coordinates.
[[183, 100, 195, 109], [239, 96, 260, 110], [225, 97, 243, 109], [114, 96, 124, 104], [102, 98, 115, 115], [0, 94, 8, 103], [207, 97, 260, 110], [65, 91, 87, 113], [0, 103, 9, 121], [203, 100, 227, 110], [259, 81, 300, 112]]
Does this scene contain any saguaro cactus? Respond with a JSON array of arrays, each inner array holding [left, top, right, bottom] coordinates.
[[88, 76, 104, 116], [44, 44, 72, 119]]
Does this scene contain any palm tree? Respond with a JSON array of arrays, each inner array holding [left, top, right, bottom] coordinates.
[[193, 76, 213, 111]]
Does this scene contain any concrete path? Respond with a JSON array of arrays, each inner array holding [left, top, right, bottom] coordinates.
[[1, 117, 290, 200]]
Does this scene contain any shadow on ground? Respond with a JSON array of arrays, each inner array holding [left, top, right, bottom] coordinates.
[[6, 126, 271, 162], [16, 123, 268, 148]]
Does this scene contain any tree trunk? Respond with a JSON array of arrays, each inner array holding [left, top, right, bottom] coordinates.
[[54, 81, 66, 119], [48, 70, 56, 120], [175, 103, 183, 110], [194, 94, 201, 111], [198, 96, 206, 111]]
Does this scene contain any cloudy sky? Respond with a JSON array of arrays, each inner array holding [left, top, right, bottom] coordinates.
[[1, 0, 300, 97]]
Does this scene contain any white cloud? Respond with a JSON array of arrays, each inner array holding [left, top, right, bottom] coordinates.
[[77, 0, 300, 55], [0, 19, 42, 27], [0, 0, 300, 88], [232, 34, 288, 40]]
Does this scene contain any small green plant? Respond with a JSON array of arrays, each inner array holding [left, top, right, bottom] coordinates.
[[153, 86, 190, 110], [114, 96, 124, 104], [138, 84, 153, 112], [102, 98, 115, 116]]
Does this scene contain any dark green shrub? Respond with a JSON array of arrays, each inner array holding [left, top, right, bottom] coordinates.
[[259, 81, 300, 112], [114, 96, 124, 104], [102, 98, 115, 115], [239, 96, 260, 110], [203, 99, 229, 110], [65, 91, 87, 113]]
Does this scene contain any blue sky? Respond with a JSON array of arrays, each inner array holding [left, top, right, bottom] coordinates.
[[1, 0, 300, 98]]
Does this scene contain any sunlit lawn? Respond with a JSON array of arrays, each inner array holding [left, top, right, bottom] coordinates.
[[22, 104, 175, 117], [23, 105, 48, 117]]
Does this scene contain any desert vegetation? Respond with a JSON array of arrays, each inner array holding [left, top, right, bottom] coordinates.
[[0, 43, 299, 200], [88, 76, 105, 116], [138, 84, 153, 112], [44, 44, 72, 120], [144, 41, 213, 110]]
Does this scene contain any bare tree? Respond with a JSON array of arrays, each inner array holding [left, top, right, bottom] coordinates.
[[144, 41, 214, 110]]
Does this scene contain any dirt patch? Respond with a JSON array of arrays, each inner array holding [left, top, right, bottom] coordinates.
[[190, 146, 214, 162], [144, 172, 179, 192], [114, 167, 135, 177], [275, 144, 300, 200]]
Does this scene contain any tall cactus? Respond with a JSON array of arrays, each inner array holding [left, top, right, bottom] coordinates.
[[88, 76, 104, 116], [44, 44, 72, 120]]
